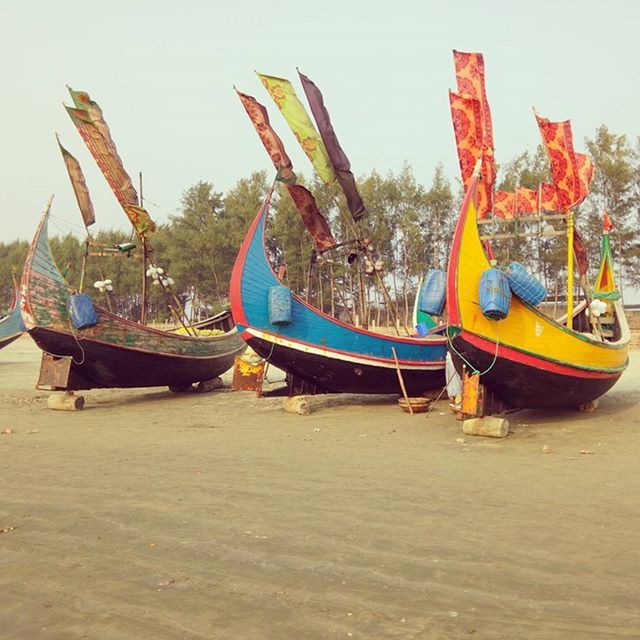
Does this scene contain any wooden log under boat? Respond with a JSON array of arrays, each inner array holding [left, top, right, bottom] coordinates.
[[446, 175, 629, 410], [21, 206, 246, 391], [229, 192, 447, 395]]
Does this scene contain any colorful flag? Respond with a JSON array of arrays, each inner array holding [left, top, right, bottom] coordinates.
[[593, 210, 616, 295], [56, 136, 95, 228], [298, 70, 366, 221], [493, 190, 515, 219], [65, 99, 155, 239], [516, 187, 538, 214], [286, 185, 335, 251], [236, 89, 294, 178], [535, 113, 593, 211], [236, 89, 335, 250], [257, 72, 336, 185], [122, 204, 156, 238], [493, 187, 540, 218], [453, 50, 494, 149], [67, 87, 136, 202], [449, 91, 492, 218], [540, 182, 562, 212], [575, 152, 594, 206]]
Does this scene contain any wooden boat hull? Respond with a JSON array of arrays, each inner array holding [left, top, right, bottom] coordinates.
[[449, 329, 623, 409], [0, 297, 25, 352], [230, 194, 447, 395], [446, 176, 629, 410], [29, 326, 240, 390], [21, 209, 246, 391], [242, 329, 445, 395], [0, 332, 21, 351]]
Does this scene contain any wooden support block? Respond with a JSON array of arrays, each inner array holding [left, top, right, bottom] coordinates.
[[47, 393, 85, 411], [283, 396, 311, 416], [462, 416, 509, 438], [197, 377, 224, 393]]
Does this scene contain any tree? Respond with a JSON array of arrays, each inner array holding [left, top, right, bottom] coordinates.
[[166, 181, 226, 309], [584, 126, 639, 289]]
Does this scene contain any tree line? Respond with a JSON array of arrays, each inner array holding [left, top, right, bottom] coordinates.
[[1, 124, 638, 324]]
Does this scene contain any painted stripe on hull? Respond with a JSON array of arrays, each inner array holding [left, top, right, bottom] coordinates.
[[450, 332, 622, 409], [461, 331, 626, 378], [243, 327, 444, 370], [246, 333, 445, 395]]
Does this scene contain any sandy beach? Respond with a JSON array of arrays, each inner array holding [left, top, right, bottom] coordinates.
[[1, 335, 639, 639]]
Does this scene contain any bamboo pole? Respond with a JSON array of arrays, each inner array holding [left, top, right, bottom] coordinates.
[[566, 210, 575, 329], [391, 347, 413, 415], [141, 238, 148, 325], [329, 263, 335, 318], [357, 258, 368, 329], [375, 272, 406, 336]]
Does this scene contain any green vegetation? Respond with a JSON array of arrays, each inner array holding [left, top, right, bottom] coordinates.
[[1, 125, 639, 322]]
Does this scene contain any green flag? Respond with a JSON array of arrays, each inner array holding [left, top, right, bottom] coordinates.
[[257, 72, 335, 185]]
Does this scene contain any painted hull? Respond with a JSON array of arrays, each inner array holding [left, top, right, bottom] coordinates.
[[446, 176, 630, 410], [230, 194, 447, 395], [449, 330, 623, 409], [0, 295, 26, 351], [21, 209, 246, 391]]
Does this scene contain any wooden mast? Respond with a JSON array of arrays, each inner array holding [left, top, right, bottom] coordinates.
[[139, 171, 148, 325], [566, 210, 575, 329]]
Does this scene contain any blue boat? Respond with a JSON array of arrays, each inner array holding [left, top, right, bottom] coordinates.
[[230, 193, 447, 395], [0, 291, 25, 351]]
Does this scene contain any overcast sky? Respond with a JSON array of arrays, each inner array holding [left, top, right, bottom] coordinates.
[[1, 0, 637, 241]]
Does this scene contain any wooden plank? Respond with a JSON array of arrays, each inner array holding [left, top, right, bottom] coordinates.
[[480, 230, 565, 241]]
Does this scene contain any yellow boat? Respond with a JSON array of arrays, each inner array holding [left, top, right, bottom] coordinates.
[[446, 175, 629, 410]]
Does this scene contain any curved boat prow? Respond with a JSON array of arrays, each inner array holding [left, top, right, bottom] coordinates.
[[230, 190, 447, 395], [446, 177, 629, 410]]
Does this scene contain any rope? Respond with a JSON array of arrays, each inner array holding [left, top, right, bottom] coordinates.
[[65, 317, 87, 365], [445, 322, 500, 377]]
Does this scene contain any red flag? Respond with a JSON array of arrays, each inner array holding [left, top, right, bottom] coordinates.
[[493, 190, 515, 219], [453, 50, 494, 150], [535, 113, 593, 211], [236, 89, 293, 174], [286, 185, 335, 251], [449, 91, 493, 219], [540, 182, 562, 212]]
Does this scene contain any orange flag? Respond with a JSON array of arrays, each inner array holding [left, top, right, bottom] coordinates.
[[540, 182, 562, 212], [449, 91, 492, 218], [535, 113, 593, 211], [453, 50, 493, 150], [493, 190, 515, 219]]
